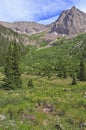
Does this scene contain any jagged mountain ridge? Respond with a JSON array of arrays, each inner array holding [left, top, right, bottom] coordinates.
[[0, 21, 47, 35], [0, 6, 86, 41], [50, 6, 86, 35]]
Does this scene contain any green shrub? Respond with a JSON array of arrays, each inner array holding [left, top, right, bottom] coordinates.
[[27, 79, 34, 88]]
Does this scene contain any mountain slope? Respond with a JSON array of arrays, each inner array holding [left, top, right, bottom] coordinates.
[[0, 24, 47, 65], [50, 6, 86, 35], [21, 33, 86, 76], [0, 21, 47, 35], [0, 25, 24, 65]]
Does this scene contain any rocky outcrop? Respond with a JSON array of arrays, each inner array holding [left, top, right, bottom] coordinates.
[[50, 6, 86, 35], [0, 114, 6, 120]]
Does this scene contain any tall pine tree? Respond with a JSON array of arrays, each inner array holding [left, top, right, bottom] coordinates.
[[3, 41, 22, 89], [78, 58, 86, 81], [72, 75, 77, 85]]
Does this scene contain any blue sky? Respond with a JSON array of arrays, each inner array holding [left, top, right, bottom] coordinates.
[[0, 0, 86, 24]]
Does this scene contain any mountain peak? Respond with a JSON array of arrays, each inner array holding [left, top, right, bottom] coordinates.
[[70, 6, 77, 14], [50, 6, 86, 35], [71, 6, 76, 10]]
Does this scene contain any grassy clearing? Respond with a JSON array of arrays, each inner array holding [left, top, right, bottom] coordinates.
[[0, 74, 86, 130], [1, 33, 86, 129]]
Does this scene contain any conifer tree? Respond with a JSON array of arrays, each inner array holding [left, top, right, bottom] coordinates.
[[78, 58, 86, 81], [72, 75, 77, 85], [12, 42, 22, 88], [3, 41, 22, 89], [28, 79, 34, 88]]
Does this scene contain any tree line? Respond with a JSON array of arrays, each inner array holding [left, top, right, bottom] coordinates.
[[1, 41, 86, 89], [3, 41, 22, 89]]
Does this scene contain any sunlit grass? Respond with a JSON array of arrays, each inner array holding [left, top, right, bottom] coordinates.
[[0, 74, 86, 129]]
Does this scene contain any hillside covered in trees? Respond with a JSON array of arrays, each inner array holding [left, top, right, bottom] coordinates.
[[0, 31, 86, 129]]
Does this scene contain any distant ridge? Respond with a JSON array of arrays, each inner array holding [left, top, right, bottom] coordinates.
[[0, 21, 46, 35]]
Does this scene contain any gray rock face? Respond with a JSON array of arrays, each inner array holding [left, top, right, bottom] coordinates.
[[50, 6, 86, 35], [0, 21, 46, 34]]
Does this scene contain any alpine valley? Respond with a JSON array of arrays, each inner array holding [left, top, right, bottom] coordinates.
[[0, 6, 86, 130]]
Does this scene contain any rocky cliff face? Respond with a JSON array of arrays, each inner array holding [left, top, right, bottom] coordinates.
[[0, 21, 46, 35], [50, 6, 86, 35]]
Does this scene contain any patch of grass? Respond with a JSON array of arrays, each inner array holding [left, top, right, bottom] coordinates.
[[0, 74, 86, 129]]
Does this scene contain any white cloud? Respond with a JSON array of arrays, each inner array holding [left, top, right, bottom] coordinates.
[[0, 0, 86, 24], [38, 15, 59, 25]]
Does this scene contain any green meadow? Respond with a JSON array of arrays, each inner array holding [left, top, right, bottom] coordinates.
[[0, 33, 86, 129]]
